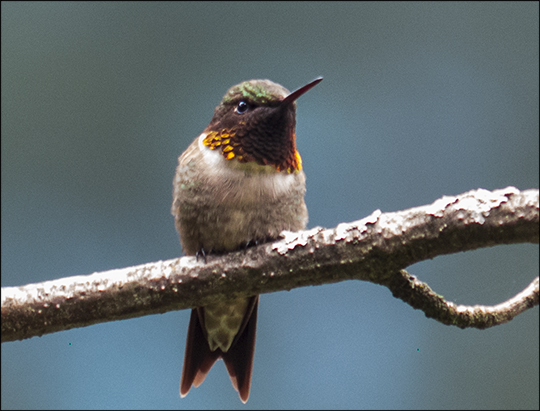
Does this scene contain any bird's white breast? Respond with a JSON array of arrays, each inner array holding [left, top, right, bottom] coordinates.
[[197, 132, 304, 204]]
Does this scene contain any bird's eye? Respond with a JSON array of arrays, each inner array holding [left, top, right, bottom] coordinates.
[[235, 101, 249, 114]]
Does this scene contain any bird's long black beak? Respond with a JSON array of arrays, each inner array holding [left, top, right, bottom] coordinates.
[[281, 77, 323, 105]]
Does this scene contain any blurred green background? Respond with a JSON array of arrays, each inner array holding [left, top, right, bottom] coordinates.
[[2, 2, 538, 409]]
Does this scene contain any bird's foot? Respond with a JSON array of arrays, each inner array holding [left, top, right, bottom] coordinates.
[[195, 248, 208, 263]]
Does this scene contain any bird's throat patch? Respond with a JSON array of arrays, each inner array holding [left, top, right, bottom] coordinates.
[[202, 129, 302, 173]]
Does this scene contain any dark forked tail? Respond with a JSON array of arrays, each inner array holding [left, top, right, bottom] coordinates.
[[180, 296, 259, 403]]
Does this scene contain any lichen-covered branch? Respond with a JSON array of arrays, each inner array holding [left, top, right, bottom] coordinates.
[[2, 186, 538, 343], [387, 270, 539, 329]]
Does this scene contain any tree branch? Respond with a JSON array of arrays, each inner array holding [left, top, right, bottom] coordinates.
[[2, 186, 538, 343]]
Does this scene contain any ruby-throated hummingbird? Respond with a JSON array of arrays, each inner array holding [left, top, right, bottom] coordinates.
[[171, 77, 322, 402]]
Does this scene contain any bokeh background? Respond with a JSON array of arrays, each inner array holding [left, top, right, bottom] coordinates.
[[2, 2, 538, 409]]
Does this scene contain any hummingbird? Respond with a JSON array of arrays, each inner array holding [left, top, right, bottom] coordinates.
[[171, 77, 322, 402]]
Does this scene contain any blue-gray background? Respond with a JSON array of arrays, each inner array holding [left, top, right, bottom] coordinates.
[[2, 2, 538, 409]]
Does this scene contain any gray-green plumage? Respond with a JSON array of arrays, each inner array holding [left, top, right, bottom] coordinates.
[[172, 77, 321, 402]]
